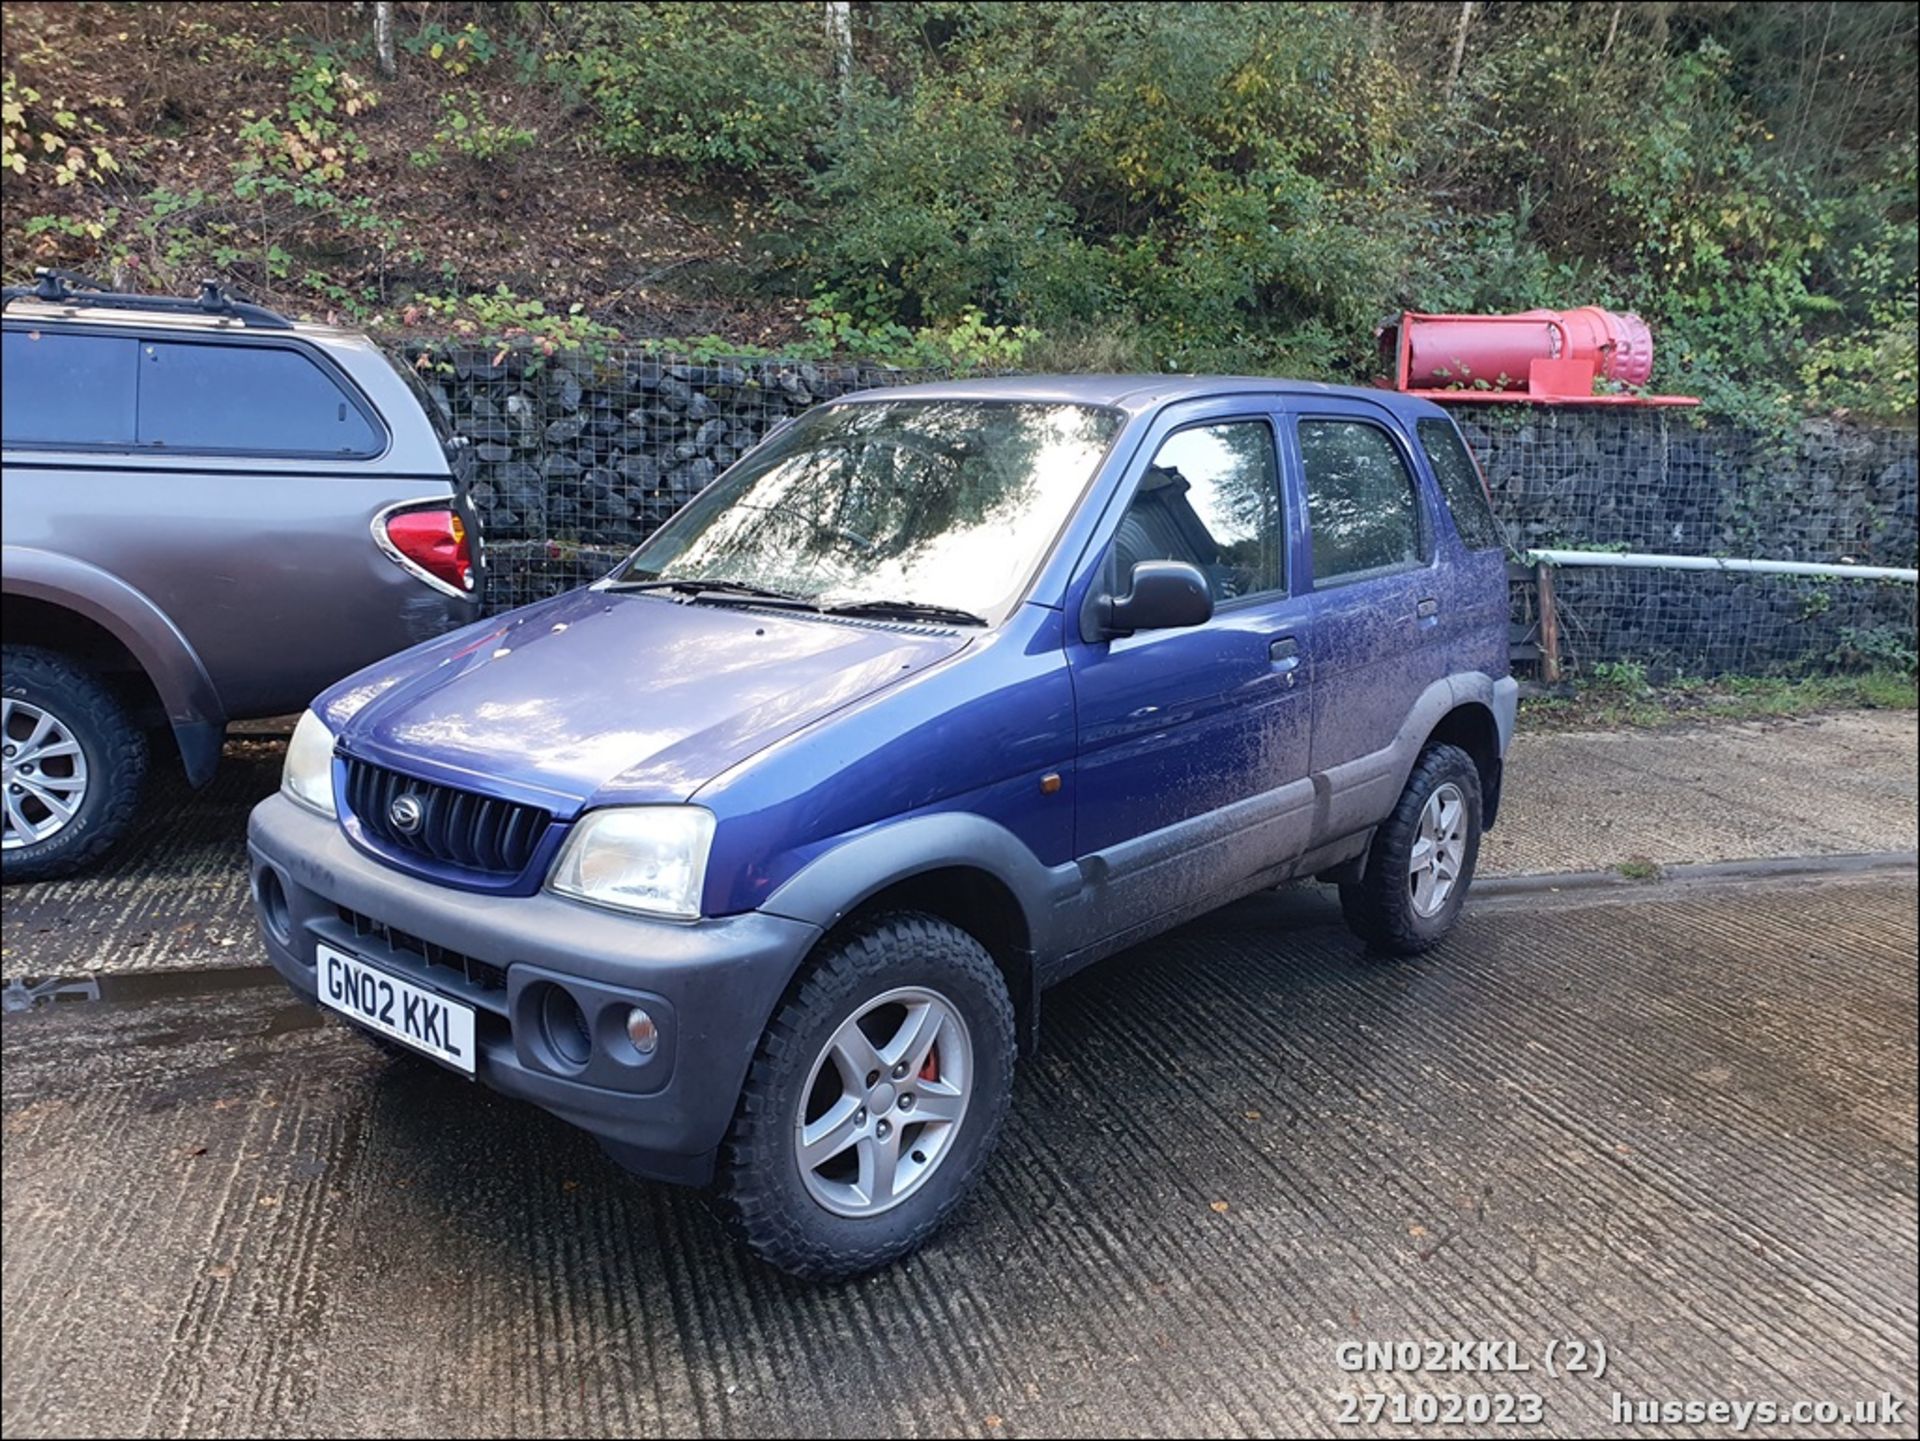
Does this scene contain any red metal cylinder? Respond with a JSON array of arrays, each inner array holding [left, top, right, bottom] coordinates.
[[1400, 307, 1653, 391]]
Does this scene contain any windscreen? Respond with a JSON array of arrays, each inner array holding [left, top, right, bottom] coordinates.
[[614, 399, 1125, 622]]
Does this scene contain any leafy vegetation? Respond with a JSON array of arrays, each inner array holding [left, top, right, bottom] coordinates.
[[1521, 669, 1919, 731], [2, 1, 1914, 413]]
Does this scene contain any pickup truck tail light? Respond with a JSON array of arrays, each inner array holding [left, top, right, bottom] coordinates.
[[379, 506, 475, 597]]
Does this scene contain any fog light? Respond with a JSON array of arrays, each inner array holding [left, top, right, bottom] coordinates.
[[626, 1007, 658, 1056]]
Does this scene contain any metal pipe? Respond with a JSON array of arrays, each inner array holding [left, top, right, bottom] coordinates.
[[1526, 549, 1918, 583]]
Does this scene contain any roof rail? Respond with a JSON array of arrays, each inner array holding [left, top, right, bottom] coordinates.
[[1, 267, 295, 330]]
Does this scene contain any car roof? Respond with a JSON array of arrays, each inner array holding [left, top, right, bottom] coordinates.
[[1, 299, 372, 348], [832, 372, 1454, 422]]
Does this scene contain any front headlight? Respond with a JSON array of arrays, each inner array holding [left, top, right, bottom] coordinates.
[[281, 709, 337, 817], [547, 806, 716, 920]]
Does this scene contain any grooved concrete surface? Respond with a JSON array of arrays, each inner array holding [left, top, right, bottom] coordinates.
[[4, 874, 1915, 1438], [2, 712, 1915, 982]]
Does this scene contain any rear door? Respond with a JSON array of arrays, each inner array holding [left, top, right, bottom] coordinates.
[[1066, 401, 1315, 944], [1280, 399, 1448, 819]]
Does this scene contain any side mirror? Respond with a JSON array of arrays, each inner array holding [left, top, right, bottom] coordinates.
[[1097, 560, 1213, 638]]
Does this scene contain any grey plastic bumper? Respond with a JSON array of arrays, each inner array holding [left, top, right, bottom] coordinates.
[[247, 793, 820, 1186]]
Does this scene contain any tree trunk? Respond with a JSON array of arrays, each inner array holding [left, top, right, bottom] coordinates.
[[1444, 1, 1473, 100], [373, 1, 396, 79], [825, 2, 853, 106]]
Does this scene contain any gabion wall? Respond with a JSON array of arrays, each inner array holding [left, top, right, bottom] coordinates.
[[403, 344, 1917, 678], [1458, 409, 1917, 677]]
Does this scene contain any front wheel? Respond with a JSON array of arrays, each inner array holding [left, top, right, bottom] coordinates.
[[712, 912, 1016, 1281], [2, 647, 148, 883], [1339, 742, 1483, 956]]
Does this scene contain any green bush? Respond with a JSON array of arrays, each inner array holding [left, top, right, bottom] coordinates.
[[807, 3, 1413, 375], [570, 3, 831, 174], [556, 1, 1914, 417]]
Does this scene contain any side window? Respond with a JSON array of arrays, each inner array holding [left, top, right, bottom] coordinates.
[[1418, 417, 1504, 551], [1, 330, 138, 447], [1299, 418, 1424, 585], [1110, 419, 1282, 606], [137, 341, 381, 455]]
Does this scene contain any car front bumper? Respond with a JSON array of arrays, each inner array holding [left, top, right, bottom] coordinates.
[[247, 793, 821, 1186]]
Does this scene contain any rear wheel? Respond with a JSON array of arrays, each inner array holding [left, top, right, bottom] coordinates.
[[2, 647, 148, 883], [712, 912, 1016, 1281], [1339, 743, 1482, 955]]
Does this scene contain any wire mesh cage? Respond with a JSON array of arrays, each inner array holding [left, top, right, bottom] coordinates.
[[1542, 566, 1917, 679], [1460, 408, 1918, 677]]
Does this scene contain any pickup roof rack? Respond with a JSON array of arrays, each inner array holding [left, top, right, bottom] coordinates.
[[0, 267, 295, 330]]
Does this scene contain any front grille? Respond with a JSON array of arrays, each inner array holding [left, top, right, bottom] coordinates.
[[343, 757, 549, 876], [336, 905, 508, 993]]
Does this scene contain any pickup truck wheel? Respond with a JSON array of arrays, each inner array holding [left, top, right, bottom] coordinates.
[[713, 911, 1016, 1281], [1338, 743, 1482, 956], [2, 647, 148, 883]]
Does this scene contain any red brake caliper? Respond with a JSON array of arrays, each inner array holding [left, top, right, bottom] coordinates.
[[919, 1045, 939, 1083]]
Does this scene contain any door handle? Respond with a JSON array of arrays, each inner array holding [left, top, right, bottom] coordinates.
[[1269, 635, 1301, 686]]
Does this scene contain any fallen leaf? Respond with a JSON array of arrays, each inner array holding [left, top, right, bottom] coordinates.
[[1243, 1109, 1262, 1121], [1210, 1200, 1230, 1214], [257, 1195, 280, 1208], [984, 1417, 1003, 1431], [1409, 1223, 1428, 1238]]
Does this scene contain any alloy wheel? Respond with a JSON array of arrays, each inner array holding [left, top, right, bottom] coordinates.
[[796, 986, 973, 1218], [1407, 781, 1467, 918], [1, 699, 89, 851]]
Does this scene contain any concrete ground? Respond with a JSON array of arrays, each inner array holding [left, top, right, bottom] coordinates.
[[1481, 710, 1918, 876], [4, 868, 1914, 1437], [3, 711, 1915, 982]]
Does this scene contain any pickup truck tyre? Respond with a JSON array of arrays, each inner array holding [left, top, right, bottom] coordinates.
[[713, 911, 1017, 1281], [1339, 743, 1482, 956], [2, 647, 148, 883]]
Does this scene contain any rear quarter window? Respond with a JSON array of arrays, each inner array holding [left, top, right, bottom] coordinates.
[[1, 329, 138, 447], [1417, 417, 1505, 552], [136, 340, 382, 456]]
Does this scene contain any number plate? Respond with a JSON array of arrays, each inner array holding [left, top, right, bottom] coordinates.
[[316, 943, 476, 1074]]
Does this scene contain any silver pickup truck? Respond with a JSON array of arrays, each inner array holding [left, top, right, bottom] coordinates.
[[1, 271, 482, 880]]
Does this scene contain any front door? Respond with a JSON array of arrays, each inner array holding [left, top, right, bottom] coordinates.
[[1066, 406, 1314, 945]]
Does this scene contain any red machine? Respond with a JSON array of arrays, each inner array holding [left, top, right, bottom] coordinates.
[[1380, 308, 1698, 406]]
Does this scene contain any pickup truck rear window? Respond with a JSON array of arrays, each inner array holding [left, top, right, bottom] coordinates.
[[137, 341, 381, 456], [1, 330, 138, 447]]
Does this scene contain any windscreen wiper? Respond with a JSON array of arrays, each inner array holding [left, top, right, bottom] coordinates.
[[821, 598, 988, 627], [606, 577, 818, 608]]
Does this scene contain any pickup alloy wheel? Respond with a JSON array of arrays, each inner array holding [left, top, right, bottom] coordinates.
[[3, 700, 89, 849], [714, 911, 1016, 1281], [1, 647, 148, 883]]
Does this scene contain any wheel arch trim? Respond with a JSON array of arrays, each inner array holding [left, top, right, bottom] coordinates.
[[3, 546, 226, 785]]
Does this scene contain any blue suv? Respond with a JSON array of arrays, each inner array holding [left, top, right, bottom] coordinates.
[[248, 376, 1516, 1278]]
